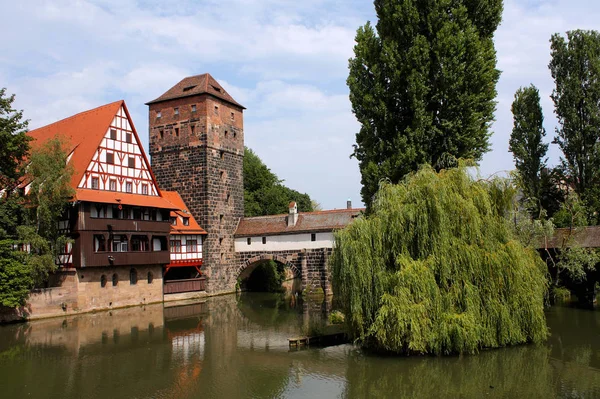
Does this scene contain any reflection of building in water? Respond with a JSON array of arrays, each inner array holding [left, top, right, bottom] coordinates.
[[165, 302, 207, 365]]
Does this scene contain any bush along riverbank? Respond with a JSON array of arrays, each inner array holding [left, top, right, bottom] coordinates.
[[331, 166, 549, 355]]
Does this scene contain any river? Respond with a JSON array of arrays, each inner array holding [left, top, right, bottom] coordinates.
[[0, 293, 599, 398]]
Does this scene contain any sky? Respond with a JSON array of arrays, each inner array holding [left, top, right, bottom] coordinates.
[[2, 0, 600, 210]]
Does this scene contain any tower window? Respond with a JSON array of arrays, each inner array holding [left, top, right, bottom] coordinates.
[[159, 129, 164, 139], [106, 152, 114, 164], [233, 131, 237, 139], [174, 107, 179, 115], [190, 125, 195, 135], [231, 112, 234, 121], [224, 130, 228, 138], [191, 104, 196, 112], [220, 151, 224, 160], [156, 111, 161, 119], [214, 105, 218, 115], [219, 214, 224, 225], [175, 127, 179, 137], [220, 171, 225, 181], [128, 156, 135, 168], [110, 129, 117, 140]]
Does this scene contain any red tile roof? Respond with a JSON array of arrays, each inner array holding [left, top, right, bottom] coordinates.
[[145, 73, 245, 109], [27, 100, 174, 210], [235, 208, 364, 237], [161, 191, 207, 235], [75, 189, 176, 210]]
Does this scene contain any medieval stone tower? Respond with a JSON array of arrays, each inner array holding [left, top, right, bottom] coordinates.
[[146, 74, 245, 294]]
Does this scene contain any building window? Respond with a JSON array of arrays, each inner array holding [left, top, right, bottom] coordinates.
[[106, 152, 114, 164], [92, 204, 107, 218], [183, 217, 189, 226], [191, 104, 196, 113], [233, 131, 237, 139], [190, 124, 195, 135], [262, 237, 266, 244], [147, 272, 154, 284], [128, 157, 135, 168], [219, 214, 224, 225], [231, 112, 234, 121], [126, 182, 132, 193], [159, 129, 164, 139], [112, 273, 118, 286], [220, 151, 224, 160], [94, 235, 106, 252], [170, 240, 182, 253], [91, 177, 99, 190], [112, 235, 128, 252], [100, 274, 107, 288], [109, 179, 117, 191], [131, 235, 149, 252], [156, 111, 161, 119], [175, 127, 179, 137], [170, 217, 177, 226], [247, 237, 251, 245], [174, 107, 179, 115], [130, 268, 138, 285], [224, 130, 228, 138], [110, 129, 117, 140], [186, 240, 197, 253], [142, 184, 148, 195], [311, 233, 316, 242], [126, 133, 132, 143], [214, 105, 218, 115]]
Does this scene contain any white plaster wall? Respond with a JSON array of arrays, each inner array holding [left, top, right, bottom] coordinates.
[[235, 232, 334, 252]]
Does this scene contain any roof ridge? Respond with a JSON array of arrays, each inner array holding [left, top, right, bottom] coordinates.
[[240, 208, 364, 220]]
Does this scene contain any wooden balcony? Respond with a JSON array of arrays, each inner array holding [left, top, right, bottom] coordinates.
[[81, 250, 170, 267], [164, 278, 207, 294]]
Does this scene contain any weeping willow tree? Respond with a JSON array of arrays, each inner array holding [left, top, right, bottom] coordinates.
[[331, 166, 548, 355]]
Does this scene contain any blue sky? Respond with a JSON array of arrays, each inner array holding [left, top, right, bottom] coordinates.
[[2, 0, 600, 210]]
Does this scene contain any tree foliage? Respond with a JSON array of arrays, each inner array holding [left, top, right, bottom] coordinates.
[[331, 166, 548, 355], [509, 85, 548, 218], [550, 30, 600, 220], [0, 88, 30, 192], [348, 0, 502, 208], [244, 147, 313, 216]]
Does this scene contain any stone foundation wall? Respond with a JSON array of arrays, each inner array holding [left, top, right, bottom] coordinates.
[[0, 265, 163, 323]]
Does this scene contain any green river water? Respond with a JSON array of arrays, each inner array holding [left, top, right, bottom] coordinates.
[[1, 292, 599, 398]]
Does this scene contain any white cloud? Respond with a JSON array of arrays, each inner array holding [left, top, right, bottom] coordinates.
[[4, 0, 600, 209]]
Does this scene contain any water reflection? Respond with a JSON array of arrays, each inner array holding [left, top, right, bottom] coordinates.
[[0, 294, 599, 398]]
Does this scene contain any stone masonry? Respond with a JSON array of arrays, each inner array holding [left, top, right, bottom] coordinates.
[[236, 248, 333, 295], [148, 80, 244, 294]]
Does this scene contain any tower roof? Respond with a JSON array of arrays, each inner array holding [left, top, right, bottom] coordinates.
[[146, 73, 245, 109]]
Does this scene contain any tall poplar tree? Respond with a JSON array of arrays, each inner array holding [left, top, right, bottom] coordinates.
[[509, 85, 548, 218], [550, 30, 600, 220], [348, 0, 503, 207]]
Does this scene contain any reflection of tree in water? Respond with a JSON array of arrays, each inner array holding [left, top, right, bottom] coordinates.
[[236, 292, 302, 328]]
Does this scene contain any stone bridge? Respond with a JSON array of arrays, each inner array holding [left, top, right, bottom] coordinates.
[[235, 248, 333, 295]]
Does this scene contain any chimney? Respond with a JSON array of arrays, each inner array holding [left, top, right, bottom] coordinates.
[[347, 198, 352, 210], [288, 201, 298, 227]]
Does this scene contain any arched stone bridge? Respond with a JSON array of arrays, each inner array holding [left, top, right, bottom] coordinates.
[[236, 248, 333, 295]]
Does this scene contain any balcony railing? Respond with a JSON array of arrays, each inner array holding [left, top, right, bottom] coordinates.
[[164, 277, 207, 294]]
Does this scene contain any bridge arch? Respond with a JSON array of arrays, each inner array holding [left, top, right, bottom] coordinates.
[[236, 254, 301, 282]]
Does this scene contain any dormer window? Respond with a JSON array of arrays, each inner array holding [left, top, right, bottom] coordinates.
[[183, 217, 190, 226], [170, 217, 177, 226]]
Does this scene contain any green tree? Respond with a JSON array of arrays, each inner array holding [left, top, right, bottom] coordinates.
[[243, 147, 313, 216], [0, 88, 30, 239], [348, 0, 502, 208], [0, 240, 31, 307], [331, 166, 548, 355], [509, 85, 548, 218], [550, 30, 600, 220], [19, 137, 75, 286]]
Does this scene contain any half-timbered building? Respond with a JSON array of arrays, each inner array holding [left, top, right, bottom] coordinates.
[[161, 191, 207, 295], [27, 100, 177, 312]]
